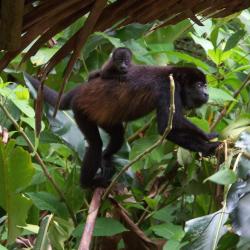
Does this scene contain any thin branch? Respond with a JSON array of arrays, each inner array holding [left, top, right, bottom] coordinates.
[[78, 188, 105, 250], [210, 75, 250, 131], [127, 116, 155, 143], [0, 101, 77, 226], [102, 74, 176, 200]]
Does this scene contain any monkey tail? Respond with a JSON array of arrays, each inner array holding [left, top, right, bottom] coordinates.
[[24, 73, 74, 110]]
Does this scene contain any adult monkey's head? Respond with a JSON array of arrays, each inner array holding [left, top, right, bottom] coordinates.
[[175, 67, 209, 109], [111, 47, 132, 73]]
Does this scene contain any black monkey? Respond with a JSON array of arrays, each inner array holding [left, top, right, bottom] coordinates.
[[88, 47, 132, 81], [25, 66, 220, 188]]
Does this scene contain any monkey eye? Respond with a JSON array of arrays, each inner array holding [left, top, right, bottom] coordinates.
[[197, 82, 205, 87]]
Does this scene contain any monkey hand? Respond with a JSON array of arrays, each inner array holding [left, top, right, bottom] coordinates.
[[202, 141, 222, 157], [207, 132, 219, 140]]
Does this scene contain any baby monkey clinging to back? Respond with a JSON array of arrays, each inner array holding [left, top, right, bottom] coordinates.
[[88, 47, 132, 82]]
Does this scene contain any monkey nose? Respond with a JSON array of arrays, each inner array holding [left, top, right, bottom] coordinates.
[[120, 66, 127, 72]]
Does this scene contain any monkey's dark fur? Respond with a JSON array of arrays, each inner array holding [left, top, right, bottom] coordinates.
[[88, 47, 132, 81], [25, 66, 220, 188]]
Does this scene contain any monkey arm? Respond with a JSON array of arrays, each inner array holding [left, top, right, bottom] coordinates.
[[156, 91, 219, 155], [167, 130, 220, 156], [175, 116, 217, 141], [88, 70, 101, 80]]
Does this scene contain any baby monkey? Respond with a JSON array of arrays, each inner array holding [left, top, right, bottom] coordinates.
[[88, 47, 132, 82]]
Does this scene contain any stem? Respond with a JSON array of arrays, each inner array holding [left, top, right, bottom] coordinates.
[[210, 75, 250, 131], [127, 116, 155, 143], [102, 74, 176, 199], [0, 101, 77, 226]]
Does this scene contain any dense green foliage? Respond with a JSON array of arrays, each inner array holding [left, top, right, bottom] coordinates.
[[0, 9, 250, 250]]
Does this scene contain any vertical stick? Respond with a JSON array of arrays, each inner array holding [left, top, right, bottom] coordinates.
[[78, 188, 105, 250]]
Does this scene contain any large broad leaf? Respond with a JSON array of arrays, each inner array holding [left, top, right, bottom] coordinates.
[[24, 74, 85, 159], [145, 20, 191, 44], [31, 48, 59, 66], [221, 118, 250, 141], [191, 34, 213, 52], [183, 211, 228, 250], [73, 218, 127, 238], [151, 222, 185, 241], [26, 192, 68, 218], [224, 30, 246, 52], [0, 83, 34, 118], [152, 205, 176, 223], [204, 168, 237, 185], [166, 51, 213, 72], [208, 87, 235, 105], [48, 217, 74, 250], [115, 23, 153, 41], [0, 140, 35, 243], [45, 108, 85, 160], [33, 214, 53, 250]]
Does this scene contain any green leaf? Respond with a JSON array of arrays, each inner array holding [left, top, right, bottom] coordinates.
[[224, 30, 245, 51], [210, 27, 219, 48], [146, 20, 191, 44], [167, 51, 213, 72], [152, 205, 175, 222], [26, 192, 68, 218], [33, 214, 53, 250], [208, 87, 235, 104], [31, 47, 59, 66], [14, 85, 30, 100], [18, 224, 39, 234], [93, 218, 127, 236], [151, 222, 185, 241], [73, 218, 127, 238], [0, 140, 35, 243], [12, 99, 35, 118], [0, 245, 8, 250], [93, 32, 124, 48], [163, 240, 181, 250], [48, 217, 74, 250], [188, 117, 209, 132], [204, 169, 237, 185], [126, 39, 155, 65], [177, 147, 193, 167], [191, 34, 213, 52], [221, 117, 250, 140], [116, 23, 153, 41], [21, 117, 45, 131], [144, 196, 160, 209]]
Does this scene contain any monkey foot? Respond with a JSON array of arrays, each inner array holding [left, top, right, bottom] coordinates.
[[91, 166, 116, 187]]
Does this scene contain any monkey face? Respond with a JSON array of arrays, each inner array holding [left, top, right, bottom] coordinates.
[[183, 80, 209, 109], [112, 48, 132, 73]]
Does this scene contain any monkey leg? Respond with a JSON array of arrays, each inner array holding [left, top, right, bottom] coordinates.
[[102, 124, 125, 158], [74, 111, 103, 188], [94, 124, 125, 185]]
